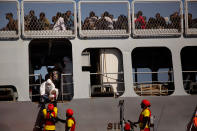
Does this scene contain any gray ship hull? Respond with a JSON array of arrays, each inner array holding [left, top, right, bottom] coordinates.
[[0, 95, 196, 131]]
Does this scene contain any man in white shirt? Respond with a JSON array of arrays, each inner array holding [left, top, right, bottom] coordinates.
[[53, 12, 66, 31], [103, 11, 114, 29]]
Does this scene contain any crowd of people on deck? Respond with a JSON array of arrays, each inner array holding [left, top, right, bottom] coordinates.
[[24, 10, 74, 31], [134, 11, 182, 30], [1, 10, 197, 32], [82, 11, 128, 30]]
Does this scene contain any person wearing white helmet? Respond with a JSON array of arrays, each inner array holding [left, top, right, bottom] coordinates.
[[40, 78, 59, 103]]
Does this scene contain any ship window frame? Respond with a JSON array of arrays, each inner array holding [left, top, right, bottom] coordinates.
[[0, 0, 20, 39], [131, 47, 175, 96], [81, 48, 125, 97], [0, 85, 18, 101], [28, 38, 74, 102], [181, 46, 197, 95]]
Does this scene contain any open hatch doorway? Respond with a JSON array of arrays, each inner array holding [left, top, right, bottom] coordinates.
[[82, 48, 125, 97], [29, 39, 73, 102]]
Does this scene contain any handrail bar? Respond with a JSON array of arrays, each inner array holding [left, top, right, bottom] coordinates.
[[61, 73, 73, 76], [29, 74, 41, 76], [134, 81, 174, 84], [90, 72, 124, 75], [61, 73, 73, 101], [182, 71, 197, 73], [132, 71, 173, 74]]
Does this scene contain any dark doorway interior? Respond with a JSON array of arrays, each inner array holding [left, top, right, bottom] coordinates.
[[132, 47, 174, 96], [181, 46, 197, 94], [29, 39, 73, 101]]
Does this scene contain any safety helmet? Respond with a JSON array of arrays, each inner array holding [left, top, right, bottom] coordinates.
[[124, 122, 131, 131], [141, 99, 151, 107], [48, 104, 54, 111], [66, 109, 74, 116]]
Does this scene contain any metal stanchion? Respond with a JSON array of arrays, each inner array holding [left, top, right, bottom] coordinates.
[[119, 100, 124, 131]]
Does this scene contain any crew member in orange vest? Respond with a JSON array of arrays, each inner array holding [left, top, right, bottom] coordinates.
[[134, 99, 151, 131], [57, 108, 76, 131], [43, 104, 58, 131], [194, 111, 197, 128], [65, 109, 76, 131]]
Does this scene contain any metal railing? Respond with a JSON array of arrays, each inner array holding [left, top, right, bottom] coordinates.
[[60, 73, 73, 101], [0, 0, 20, 39], [21, 0, 77, 38], [185, 0, 197, 35], [133, 71, 174, 96], [182, 71, 197, 94], [132, 0, 183, 37], [90, 72, 124, 97], [134, 81, 174, 96], [78, 1, 131, 38], [29, 74, 42, 101], [1, 0, 197, 38]]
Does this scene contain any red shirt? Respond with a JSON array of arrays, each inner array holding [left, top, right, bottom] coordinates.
[[135, 16, 146, 29]]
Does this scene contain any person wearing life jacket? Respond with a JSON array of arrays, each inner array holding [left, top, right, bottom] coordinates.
[[193, 111, 197, 128], [43, 103, 58, 131], [56, 108, 76, 131], [134, 99, 151, 131], [65, 109, 76, 131]]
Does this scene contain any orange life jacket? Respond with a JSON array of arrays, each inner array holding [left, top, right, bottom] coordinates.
[[194, 116, 197, 128], [45, 111, 56, 125], [43, 108, 57, 131], [139, 108, 151, 129], [65, 117, 76, 131]]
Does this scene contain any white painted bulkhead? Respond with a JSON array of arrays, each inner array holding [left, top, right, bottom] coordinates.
[[73, 37, 195, 99], [1, 36, 197, 100]]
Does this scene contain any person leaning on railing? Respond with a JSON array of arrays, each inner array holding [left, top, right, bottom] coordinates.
[[135, 11, 146, 29], [103, 11, 114, 30], [146, 17, 157, 29], [25, 10, 39, 31], [38, 12, 50, 30], [53, 12, 66, 31], [188, 13, 197, 28], [94, 11, 114, 30], [1, 13, 18, 32], [64, 10, 74, 30], [169, 12, 181, 31], [114, 15, 128, 30], [155, 13, 167, 29], [82, 11, 98, 30]]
